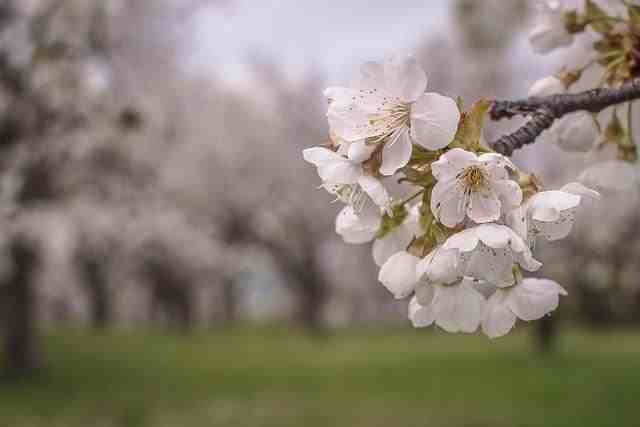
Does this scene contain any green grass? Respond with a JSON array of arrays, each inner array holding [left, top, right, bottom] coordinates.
[[0, 326, 639, 427]]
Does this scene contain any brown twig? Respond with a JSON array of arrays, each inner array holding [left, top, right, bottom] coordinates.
[[489, 78, 640, 156]]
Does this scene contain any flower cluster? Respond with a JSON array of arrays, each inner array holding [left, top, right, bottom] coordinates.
[[304, 54, 600, 338], [528, 0, 640, 189]]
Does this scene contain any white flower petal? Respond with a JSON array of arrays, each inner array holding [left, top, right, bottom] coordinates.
[[319, 162, 362, 185], [416, 247, 461, 284], [579, 160, 640, 192], [516, 248, 543, 272], [492, 180, 523, 209], [528, 190, 581, 241], [433, 280, 485, 333], [442, 227, 479, 252], [506, 278, 567, 322], [504, 205, 529, 242], [325, 87, 389, 142], [553, 112, 598, 152], [446, 225, 541, 285], [410, 93, 460, 150], [482, 290, 517, 339], [528, 76, 565, 97], [530, 206, 561, 223], [430, 178, 467, 228], [409, 296, 435, 328], [530, 190, 581, 215], [383, 54, 428, 102], [380, 130, 412, 176], [348, 140, 376, 163], [303, 147, 362, 184], [416, 247, 460, 285], [531, 210, 575, 241], [464, 244, 515, 287], [354, 61, 385, 89], [559, 182, 601, 200], [378, 251, 420, 299], [302, 147, 342, 166], [468, 190, 501, 224], [478, 153, 515, 180], [529, 25, 572, 54], [372, 222, 416, 267], [473, 280, 498, 299], [474, 223, 514, 249], [415, 282, 435, 306], [335, 206, 380, 244], [358, 175, 390, 208], [529, 1, 573, 55], [431, 148, 477, 181]]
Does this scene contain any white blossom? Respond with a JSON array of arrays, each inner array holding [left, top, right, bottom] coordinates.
[[528, 76, 565, 98], [372, 204, 420, 266], [335, 137, 378, 162], [529, 0, 573, 54], [552, 112, 599, 152], [325, 54, 460, 175], [579, 160, 640, 192], [410, 248, 486, 333], [430, 148, 522, 228], [443, 224, 542, 287], [506, 182, 600, 244], [482, 278, 567, 338], [303, 146, 391, 210], [303, 146, 363, 185], [378, 251, 420, 299], [335, 204, 381, 244]]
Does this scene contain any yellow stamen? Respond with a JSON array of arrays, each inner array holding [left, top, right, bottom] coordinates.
[[459, 166, 485, 191]]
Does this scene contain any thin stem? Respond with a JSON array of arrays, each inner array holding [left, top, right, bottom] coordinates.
[[628, 101, 635, 147], [590, 16, 626, 23], [401, 190, 425, 206]]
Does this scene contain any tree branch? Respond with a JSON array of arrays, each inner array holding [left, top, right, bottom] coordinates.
[[489, 77, 640, 156]]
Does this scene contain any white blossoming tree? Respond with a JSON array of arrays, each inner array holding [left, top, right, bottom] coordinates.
[[304, 0, 640, 339]]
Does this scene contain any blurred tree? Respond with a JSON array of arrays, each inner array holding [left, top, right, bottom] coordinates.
[[0, 0, 164, 373], [1, 234, 41, 376]]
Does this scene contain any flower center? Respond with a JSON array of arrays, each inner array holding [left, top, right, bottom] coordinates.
[[459, 166, 486, 191], [367, 101, 410, 143], [330, 184, 368, 212]]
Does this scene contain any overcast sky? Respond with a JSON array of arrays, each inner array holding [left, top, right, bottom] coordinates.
[[187, 0, 450, 83]]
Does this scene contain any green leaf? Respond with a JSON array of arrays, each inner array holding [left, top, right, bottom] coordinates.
[[628, 3, 640, 33], [376, 204, 409, 239], [603, 111, 638, 161], [451, 99, 490, 150], [603, 111, 625, 143], [585, 0, 613, 34], [563, 10, 587, 34]]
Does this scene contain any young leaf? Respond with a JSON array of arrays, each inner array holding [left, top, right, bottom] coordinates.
[[452, 99, 490, 150], [585, 0, 613, 34]]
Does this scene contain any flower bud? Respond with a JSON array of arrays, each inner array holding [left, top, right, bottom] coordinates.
[[552, 112, 598, 152], [528, 76, 565, 97]]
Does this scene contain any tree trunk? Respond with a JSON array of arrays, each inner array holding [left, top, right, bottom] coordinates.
[[221, 276, 236, 326], [294, 259, 328, 337], [147, 266, 194, 332], [534, 315, 556, 354], [3, 238, 41, 377], [80, 257, 111, 330], [88, 280, 110, 330]]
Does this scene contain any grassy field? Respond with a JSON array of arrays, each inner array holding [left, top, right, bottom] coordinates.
[[0, 327, 639, 427]]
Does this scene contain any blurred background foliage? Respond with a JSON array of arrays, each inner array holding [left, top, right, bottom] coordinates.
[[0, 0, 639, 426]]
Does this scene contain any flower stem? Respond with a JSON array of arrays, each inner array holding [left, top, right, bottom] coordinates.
[[629, 101, 635, 148], [401, 190, 425, 206]]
